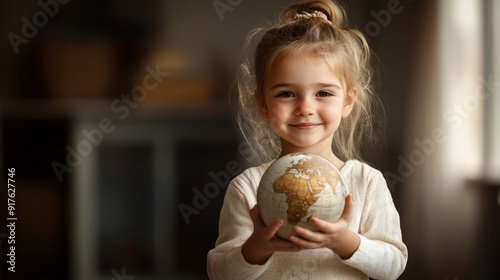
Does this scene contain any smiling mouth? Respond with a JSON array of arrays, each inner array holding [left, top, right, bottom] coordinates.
[[289, 123, 322, 130]]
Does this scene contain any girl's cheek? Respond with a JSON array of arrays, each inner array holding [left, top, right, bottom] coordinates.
[[268, 106, 286, 128]]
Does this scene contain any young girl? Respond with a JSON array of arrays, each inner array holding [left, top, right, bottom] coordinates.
[[207, 0, 408, 279]]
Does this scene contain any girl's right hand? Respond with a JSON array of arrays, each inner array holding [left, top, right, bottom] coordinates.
[[241, 205, 302, 265]]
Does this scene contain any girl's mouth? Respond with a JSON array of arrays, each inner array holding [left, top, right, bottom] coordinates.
[[289, 123, 321, 130]]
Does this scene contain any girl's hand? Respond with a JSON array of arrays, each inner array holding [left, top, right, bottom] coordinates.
[[242, 205, 302, 265], [288, 194, 360, 259]]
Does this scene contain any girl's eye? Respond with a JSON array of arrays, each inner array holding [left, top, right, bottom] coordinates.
[[317, 90, 334, 97], [276, 91, 294, 98]]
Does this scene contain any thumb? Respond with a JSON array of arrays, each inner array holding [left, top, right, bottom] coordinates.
[[249, 204, 260, 221], [341, 194, 354, 222]]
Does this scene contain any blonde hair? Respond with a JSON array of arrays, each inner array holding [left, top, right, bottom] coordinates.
[[236, 0, 384, 163]]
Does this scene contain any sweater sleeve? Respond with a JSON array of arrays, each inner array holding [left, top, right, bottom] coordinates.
[[207, 172, 272, 280], [341, 169, 408, 280]]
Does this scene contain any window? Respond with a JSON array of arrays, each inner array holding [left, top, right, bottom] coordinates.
[[484, 0, 500, 181]]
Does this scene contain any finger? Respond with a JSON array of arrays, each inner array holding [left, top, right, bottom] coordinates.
[[288, 234, 320, 249], [308, 216, 335, 233], [292, 226, 323, 243], [249, 205, 259, 220], [340, 194, 353, 222], [250, 205, 267, 227], [249, 205, 268, 232], [271, 238, 302, 251], [263, 219, 284, 239]]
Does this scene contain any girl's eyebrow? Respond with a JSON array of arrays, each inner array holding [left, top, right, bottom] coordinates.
[[269, 83, 293, 89], [270, 82, 341, 90]]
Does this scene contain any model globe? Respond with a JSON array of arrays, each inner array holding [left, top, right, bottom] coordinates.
[[257, 153, 347, 239]]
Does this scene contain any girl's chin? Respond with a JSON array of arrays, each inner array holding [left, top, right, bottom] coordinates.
[[280, 136, 334, 153]]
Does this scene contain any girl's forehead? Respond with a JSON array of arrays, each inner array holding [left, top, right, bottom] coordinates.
[[267, 52, 347, 85], [272, 47, 344, 70]]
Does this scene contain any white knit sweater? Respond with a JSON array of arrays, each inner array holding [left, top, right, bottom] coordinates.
[[207, 160, 408, 280]]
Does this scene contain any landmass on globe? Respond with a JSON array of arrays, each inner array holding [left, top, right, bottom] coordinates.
[[273, 156, 338, 225]]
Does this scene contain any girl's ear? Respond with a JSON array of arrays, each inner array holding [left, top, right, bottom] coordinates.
[[342, 88, 358, 118], [255, 90, 269, 119]]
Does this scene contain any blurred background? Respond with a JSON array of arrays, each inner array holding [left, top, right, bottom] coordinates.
[[0, 0, 498, 279]]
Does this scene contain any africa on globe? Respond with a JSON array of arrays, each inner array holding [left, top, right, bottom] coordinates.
[[257, 153, 348, 239]]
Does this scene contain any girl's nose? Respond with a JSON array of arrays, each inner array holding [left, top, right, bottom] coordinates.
[[295, 97, 314, 116]]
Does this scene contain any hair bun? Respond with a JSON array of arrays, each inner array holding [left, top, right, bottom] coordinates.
[[282, 0, 346, 27]]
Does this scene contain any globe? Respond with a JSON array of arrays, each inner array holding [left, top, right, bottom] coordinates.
[[257, 153, 347, 239]]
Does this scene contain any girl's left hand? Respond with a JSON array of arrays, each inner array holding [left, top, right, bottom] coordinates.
[[288, 194, 361, 259]]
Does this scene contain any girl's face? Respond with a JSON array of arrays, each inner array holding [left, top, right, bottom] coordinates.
[[257, 54, 356, 158]]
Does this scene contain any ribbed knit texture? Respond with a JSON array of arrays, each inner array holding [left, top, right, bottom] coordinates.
[[207, 160, 408, 280]]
